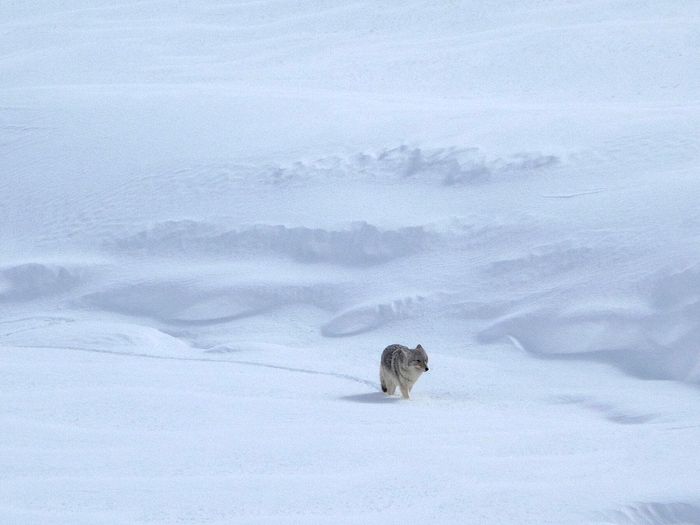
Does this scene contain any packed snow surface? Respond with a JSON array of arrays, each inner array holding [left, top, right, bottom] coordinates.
[[2, 1, 700, 524]]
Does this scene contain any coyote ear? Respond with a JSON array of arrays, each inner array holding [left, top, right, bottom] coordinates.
[[416, 344, 423, 350]]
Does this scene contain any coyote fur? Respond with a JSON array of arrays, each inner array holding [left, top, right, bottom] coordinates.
[[380, 344, 429, 399]]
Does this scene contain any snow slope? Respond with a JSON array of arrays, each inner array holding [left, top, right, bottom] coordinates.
[[2, 1, 700, 523]]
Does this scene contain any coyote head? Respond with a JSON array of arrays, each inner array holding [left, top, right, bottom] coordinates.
[[410, 344, 429, 372]]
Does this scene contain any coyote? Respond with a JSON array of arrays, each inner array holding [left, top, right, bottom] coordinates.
[[380, 344, 429, 399]]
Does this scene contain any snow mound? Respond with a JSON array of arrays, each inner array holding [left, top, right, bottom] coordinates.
[[479, 265, 700, 384], [607, 502, 700, 525], [268, 145, 559, 186], [485, 243, 594, 282], [82, 280, 340, 325], [109, 220, 435, 265], [0, 263, 82, 301], [1, 319, 192, 358], [321, 293, 439, 337]]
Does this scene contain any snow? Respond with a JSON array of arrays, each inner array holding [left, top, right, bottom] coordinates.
[[2, 1, 700, 523]]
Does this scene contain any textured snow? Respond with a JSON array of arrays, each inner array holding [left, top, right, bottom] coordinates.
[[2, 1, 700, 524]]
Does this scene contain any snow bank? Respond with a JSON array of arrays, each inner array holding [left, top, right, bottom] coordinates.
[[267, 146, 559, 186], [0, 263, 82, 301], [109, 220, 435, 266], [606, 502, 700, 525], [1, 319, 192, 358], [82, 280, 340, 325], [479, 265, 700, 383]]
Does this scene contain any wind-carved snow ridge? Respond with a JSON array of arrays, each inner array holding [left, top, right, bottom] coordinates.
[[321, 293, 444, 337], [0, 263, 82, 302], [82, 281, 342, 326], [1, 319, 194, 359], [109, 220, 436, 266], [485, 242, 594, 282], [267, 145, 559, 186], [478, 264, 700, 385], [605, 502, 700, 525]]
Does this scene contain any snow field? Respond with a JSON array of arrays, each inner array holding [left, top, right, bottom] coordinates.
[[2, 1, 700, 523]]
